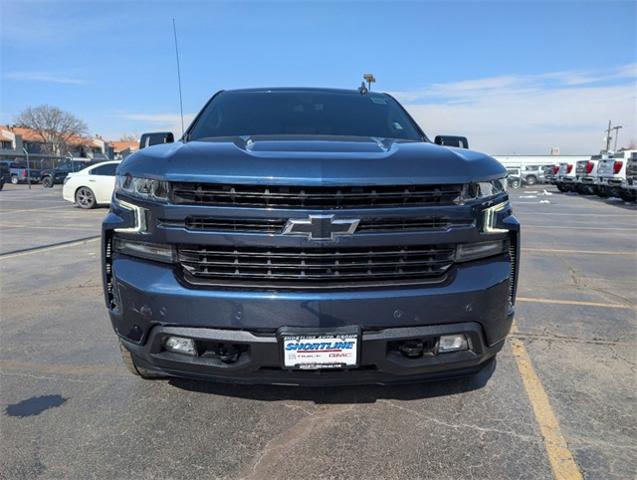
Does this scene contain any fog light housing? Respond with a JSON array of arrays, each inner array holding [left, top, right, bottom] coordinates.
[[164, 336, 197, 356], [438, 334, 468, 353]]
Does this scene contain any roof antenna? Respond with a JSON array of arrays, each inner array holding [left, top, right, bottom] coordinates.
[[172, 18, 185, 138]]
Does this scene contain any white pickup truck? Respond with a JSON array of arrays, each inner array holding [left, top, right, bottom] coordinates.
[[555, 161, 576, 192], [625, 152, 637, 201], [597, 150, 636, 201], [575, 155, 602, 195]]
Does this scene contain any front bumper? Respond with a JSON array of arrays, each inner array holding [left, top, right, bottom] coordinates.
[[599, 177, 623, 188], [108, 252, 515, 384], [121, 322, 504, 385], [576, 176, 597, 185]]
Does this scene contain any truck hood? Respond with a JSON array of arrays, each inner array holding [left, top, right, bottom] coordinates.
[[118, 136, 505, 185]]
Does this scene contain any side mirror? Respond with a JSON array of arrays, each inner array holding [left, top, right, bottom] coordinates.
[[139, 132, 175, 149], [434, 135, 469, 149]]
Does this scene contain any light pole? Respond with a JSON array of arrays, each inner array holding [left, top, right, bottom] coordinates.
[[22, 147, 31, 190]]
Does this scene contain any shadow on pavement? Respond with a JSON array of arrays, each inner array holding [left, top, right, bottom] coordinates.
[[168, 358, 496, 404]]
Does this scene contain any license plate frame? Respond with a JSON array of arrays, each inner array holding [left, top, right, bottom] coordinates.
[[279, 327, 360, 370]]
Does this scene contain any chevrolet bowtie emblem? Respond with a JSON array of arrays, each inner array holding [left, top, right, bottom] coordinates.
[[282, 215, 360, 240]]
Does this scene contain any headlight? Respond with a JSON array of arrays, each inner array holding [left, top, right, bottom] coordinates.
[[482, 201, 511, 233], [113, 238, 174, 263], [464, 178, 507, 200], [115, 174, 169, 202]]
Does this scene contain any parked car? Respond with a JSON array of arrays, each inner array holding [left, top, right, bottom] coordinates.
[[41, 159, 95, 188], [597, 151, 631, 199], [574, 156, 602, 195], [555, 162, 576, 192], [506, 167, 522, 188], [62, 161, 120, 208], [106, 87, 520, 385], [520, 165, 547, 185], [0, 162, 9, 190], [543, 164, 559, 185], [623, 151, 637, 202]]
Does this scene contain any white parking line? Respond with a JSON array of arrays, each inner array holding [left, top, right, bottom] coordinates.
[[0, 205, 69, 214], [523, 225, 637, 231]]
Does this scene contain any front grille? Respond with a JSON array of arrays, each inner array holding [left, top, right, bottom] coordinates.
[[170, 183, 464, 209], [356, 217, 474, 232], [162, 216, 474, 234], [184, 217, 286, 233], [177, 244, 455, 289]]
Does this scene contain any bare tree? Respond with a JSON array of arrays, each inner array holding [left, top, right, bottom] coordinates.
[[119, 133, 139, 142], [15, 105, 88, 155]]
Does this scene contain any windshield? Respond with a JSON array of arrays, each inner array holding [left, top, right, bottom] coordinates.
[[188, 90, 423, 141]]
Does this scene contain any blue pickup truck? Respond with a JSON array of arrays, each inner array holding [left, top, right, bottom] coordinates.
[[0, 162, 42, 185], [104, 87, 520, 385]]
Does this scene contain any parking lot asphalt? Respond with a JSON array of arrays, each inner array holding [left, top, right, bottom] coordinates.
[[0, 184, 635, 480]]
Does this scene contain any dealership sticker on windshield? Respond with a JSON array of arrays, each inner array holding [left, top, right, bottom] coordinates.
[[283, 334, 358, 369]]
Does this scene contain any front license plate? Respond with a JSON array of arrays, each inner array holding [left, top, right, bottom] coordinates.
[[283, 334, 358, 369]]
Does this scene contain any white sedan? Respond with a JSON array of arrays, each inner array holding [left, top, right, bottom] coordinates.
[[62, 161, 120, 208]]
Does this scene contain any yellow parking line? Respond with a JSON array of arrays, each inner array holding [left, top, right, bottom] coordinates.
[[522, 248, 635, 256], [517, 297, 634, 310], [511, 331, 583, 480]]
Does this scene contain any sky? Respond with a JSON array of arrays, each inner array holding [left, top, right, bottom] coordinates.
[[1, 0, 636, 154]]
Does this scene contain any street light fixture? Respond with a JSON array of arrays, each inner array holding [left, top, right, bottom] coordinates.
[[363, 73, 376, 91]]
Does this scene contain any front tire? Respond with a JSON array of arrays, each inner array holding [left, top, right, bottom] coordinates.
[[556, 183, 568, 192], [525, 175, 537, 186], [118, 341, 166, 379], [509, 180, 521, 189], [75, 186, 96, 209], [42, 176, 54, 188], [10, 176, 19, 185]]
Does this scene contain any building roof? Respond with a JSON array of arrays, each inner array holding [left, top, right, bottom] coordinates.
[[11, 126, 99, 147], [109, 140, 139, 153], [11, 127, 43, 142]]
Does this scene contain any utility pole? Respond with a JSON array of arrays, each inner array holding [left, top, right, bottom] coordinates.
[[612, 125, 623, 151], [604, 121, 623, 152]]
